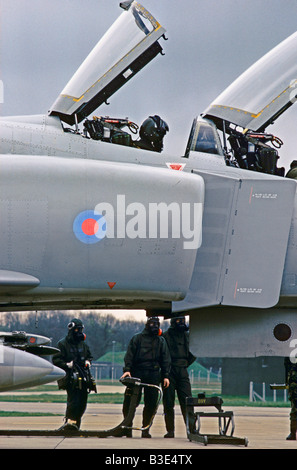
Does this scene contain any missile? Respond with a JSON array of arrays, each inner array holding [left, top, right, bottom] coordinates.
[[0, 345, 65, 392]]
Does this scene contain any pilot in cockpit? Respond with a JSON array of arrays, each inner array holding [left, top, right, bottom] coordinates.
[[133, 115, 169, 153], [83, 114, 169, 153], [286, 160, 297, 179]]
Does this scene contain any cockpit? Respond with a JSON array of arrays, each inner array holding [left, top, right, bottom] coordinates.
[[224, 123, 285, 176], [81, 114, 169, 153], [185, 115, 285, 176], [49, 1, 169, 153], [202, 30, 297, 177], [185, 117, 224, 157], [49, 0, 297, 175]]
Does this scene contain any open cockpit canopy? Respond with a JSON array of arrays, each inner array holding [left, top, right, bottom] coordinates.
[[49, 1, 166, 126], [203, 32, 297, 133]]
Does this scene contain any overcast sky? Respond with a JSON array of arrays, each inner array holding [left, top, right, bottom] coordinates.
[[1, 0, 297, 170]]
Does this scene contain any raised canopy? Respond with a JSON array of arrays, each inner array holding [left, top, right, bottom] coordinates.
[[203, 32, 297, 132], [49, 2, 166, 125]]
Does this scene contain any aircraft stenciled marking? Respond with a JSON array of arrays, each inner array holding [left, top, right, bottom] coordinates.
[[107, 282, 116, 289], [234, 281, 263, 299], [73, 210, 106, 244], [234, 281, 238, 299], [166, 163, 186, 171], [249, 187, 253, 204], [249, 187, 278, 204]]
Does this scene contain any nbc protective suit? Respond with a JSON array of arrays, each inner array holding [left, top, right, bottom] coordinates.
[[162, 316, 196, 437], [121, 317, 170, 438], [53, 318, 93, 430]]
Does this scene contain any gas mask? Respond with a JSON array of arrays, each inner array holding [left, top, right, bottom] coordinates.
[[68, 319, 85, 343], [146, 317, 160, 336], [171, 316, 189, 332], [72, 327, 85, 342]]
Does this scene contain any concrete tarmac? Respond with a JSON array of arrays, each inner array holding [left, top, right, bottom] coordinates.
[[0, 400, 296, 450]]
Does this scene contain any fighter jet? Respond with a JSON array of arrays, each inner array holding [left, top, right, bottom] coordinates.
[[1, 0, 297, 389]]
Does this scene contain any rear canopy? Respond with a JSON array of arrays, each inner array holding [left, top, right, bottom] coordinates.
[[203, 32, 297, 132]]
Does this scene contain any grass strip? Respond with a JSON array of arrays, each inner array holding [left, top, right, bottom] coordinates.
[[0, 411, 62, 417], [0, 393, 291, 407], [0, 393, 125, 404]]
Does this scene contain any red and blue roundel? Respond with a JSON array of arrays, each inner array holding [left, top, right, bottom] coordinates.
[[73, 210, 106, 244]]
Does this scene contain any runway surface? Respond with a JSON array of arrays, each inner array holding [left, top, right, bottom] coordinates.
[[0, 400, 296, 450]]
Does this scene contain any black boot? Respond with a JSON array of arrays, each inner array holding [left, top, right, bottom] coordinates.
[[120, 428, 133, 438], [286, 420, 297, 440], [58, 419, 78, 432], [142, 430, 152, 438], [164, 431, 174, 438]]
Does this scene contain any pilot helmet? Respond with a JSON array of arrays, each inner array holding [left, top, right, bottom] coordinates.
[[289, 160, 297, 169], [139, 115, 169, 151]]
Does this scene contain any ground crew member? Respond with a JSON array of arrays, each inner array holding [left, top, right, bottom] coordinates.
[[53, 318, 93, 431], [285, 356, 297, 440], [162, 316, 196, 438], [120, 316, 171, 438]]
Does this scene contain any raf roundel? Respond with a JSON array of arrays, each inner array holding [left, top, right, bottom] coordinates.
[[73, 210, 106, 244]]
